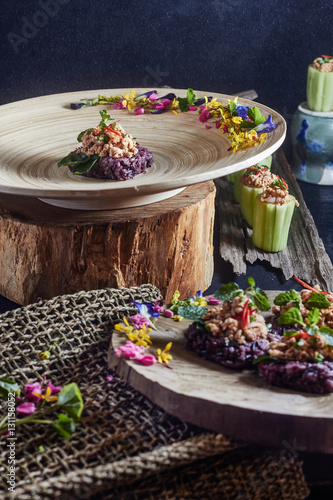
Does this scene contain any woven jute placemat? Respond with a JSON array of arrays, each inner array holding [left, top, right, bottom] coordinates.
[[0, 284, 309, 499]]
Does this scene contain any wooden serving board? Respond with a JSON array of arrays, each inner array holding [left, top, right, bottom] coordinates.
[[108, 291, 333, 453]]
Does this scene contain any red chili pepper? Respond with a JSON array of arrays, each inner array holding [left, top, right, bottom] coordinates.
[[241, 300, 250, 330], [321, 55, 332, 59], [104, 126, 122, 137], [293, 276, 331, 295]]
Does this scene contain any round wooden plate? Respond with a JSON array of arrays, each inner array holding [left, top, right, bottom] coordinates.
[[0, 88, 286, 210], [108, 291, 333, 453]]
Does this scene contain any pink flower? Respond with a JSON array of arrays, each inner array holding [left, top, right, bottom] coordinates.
[[17, 402, 36, 415], [116, 341, 145, 360], [148, 92, 159, 101], [223, 125, 228, 133], [152, 300, 164, 314], [25, 382, 43, 402], [135, 107, 145, 115], [208, 295, 221, 305], [114, 101, 126, 110], [199, 109, 211, 123], [215, 120, 221, 129], [188, 105, 197, 111], [106, 375, 114, 381], [129, 313, 150, 329], [205, 125, 212, 129], [164, 309, 174, 318], [136, 354, 157, 365], [46, 381, 62, 395], [155, 98, 172, 110]]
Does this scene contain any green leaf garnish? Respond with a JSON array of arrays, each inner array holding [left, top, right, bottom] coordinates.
[[177, 305, 207, 320], [71, 155, 99, 174], [247, 277, 255, 288], [214, 283, 242, 302], [0, 378, 20, 398], [277, 307, 305, 326], [57, 152, 90, 167], [99, 109, 112, 129], [274, 290, 302, 308], [57, 383, 84, 421], [247, 107, 266, 126], [318, 326, 333, 346], [178, 88, 197, 112], [306, 292, 330, 310], [53, 414, 76, 439], [252, 288, 270, 311], [283, 330, 299, 337], [307, 308, 320, 326], [77, 128, 92, 142]]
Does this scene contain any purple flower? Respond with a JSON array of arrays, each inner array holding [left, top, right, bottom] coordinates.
[[17, 402, 36, 415], [137, 90, 158, 99], [188, 105, 197, 111], [254, 115, 276, 133], [159, 92, 176, 101], [106, 375, 114, 382], [236, 105, 251, 119], [71, 103, 86, 110], [133, 301, 160, 318]]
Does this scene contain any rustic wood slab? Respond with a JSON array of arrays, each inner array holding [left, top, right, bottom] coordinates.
[[0, 181, 215, 305], [215, 150, 333, 291], [108, 291, 333, 453]]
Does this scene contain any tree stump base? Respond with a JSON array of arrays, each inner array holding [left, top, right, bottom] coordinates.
[[0, 182, 215, 305]]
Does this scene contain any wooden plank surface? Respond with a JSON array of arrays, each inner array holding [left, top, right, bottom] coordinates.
[[214, 150, 333, 291], [108, 290, 333, 453]]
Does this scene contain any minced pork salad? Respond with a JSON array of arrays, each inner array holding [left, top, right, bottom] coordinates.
[[184, 277, 333, 393], [58, 110, 153, 180]]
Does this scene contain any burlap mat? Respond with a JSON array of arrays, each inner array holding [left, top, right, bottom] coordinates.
[[0, 284, 309, 499]]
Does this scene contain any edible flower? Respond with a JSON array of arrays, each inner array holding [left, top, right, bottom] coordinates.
[[157, 342, 173, 364], [208, 295, 221, 305], [32, 381, 62, 404], [16, 402, 37, 416]]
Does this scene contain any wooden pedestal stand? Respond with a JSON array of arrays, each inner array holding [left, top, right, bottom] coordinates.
[[0, 181, 215, 305]]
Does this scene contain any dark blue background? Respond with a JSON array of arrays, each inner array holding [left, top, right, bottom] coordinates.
[[0, 0, 332, 120]]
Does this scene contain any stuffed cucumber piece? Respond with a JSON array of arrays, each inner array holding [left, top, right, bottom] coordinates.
[[307, 57, 333, 112], [240, 185, 264, 227], [252, 193, 297, 252], [233, 155, 272, 202]]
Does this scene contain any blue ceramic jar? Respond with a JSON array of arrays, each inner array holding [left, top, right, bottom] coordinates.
[[290, 102, 333, 184]]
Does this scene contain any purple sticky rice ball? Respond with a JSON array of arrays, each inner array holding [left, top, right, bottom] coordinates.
[[257, 360, 333, 393], [70, 145, 154, 181], [185, 323, 275, 369]]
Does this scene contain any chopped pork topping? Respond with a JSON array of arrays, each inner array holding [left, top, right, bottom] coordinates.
[[202, 294, 268, 345], [240, 168, 277, 188], [79, 124, 138, 159], [312, 57, 333, 73], [269, 333, 333, 362]]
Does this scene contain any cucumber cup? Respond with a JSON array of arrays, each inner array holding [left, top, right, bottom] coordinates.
[[307, 64, 333, 112], [233, 155, 272, 203], [252, 195, 297, 252], [240, 184, 264, 227]]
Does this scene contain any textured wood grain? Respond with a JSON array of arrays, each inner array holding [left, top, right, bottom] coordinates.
[[109, 291, 333, 453], [0, 182, 215, 305], [215, 150, 333, 290]]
